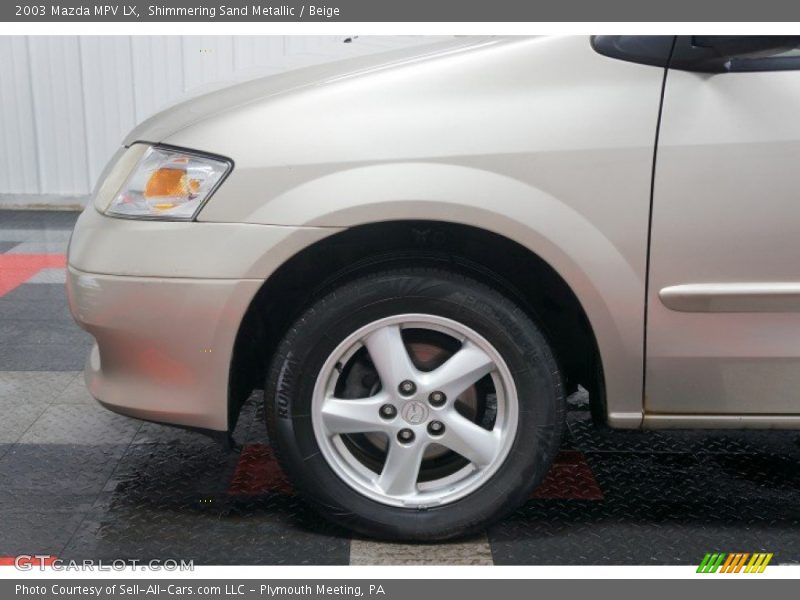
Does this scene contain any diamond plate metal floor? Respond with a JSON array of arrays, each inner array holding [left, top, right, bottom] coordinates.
[[1, 210, 800, 566]]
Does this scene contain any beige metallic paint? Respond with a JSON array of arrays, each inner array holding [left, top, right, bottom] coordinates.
[[67, 211, 340, 430], [69, 36, 664, 430], [647, 67, 800, 417], [71, 36, 797, 432], [68, 207, 340, 279], [68, 266, 262, 430], [173, 36, 664, 428]]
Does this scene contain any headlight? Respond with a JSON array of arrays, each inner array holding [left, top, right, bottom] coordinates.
[[105, 145, 231, 220]]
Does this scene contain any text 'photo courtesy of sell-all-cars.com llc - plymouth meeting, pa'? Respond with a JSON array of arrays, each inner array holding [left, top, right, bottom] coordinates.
[[65, 35, 800, 541]]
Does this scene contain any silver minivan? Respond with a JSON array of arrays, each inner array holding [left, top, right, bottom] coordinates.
[[67, 35, 800, 539]]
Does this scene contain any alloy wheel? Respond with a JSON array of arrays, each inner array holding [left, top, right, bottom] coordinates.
[[311, 314, 519, 507]]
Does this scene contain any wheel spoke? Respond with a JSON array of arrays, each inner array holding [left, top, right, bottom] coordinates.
[[423, 340, 494, 401], [376, 441, 427, 497], [313, 313, 519, 507], [321, 393, 391, 435], [439, 412, 501, 467], [362, 324, 417, 391]]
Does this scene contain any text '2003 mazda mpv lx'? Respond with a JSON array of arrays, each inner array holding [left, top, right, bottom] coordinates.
[[67, 35, 800, 540]]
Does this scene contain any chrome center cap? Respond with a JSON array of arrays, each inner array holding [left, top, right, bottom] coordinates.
[[400, 400, 429, 425]]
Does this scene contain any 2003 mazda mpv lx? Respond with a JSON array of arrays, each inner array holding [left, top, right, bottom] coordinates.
[[67, 35, 800, 540]]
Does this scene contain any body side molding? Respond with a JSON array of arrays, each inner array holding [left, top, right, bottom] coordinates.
[[660, 282, 800, 312]]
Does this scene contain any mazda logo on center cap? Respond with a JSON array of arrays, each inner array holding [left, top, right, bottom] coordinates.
[[401, 401, 429, 425]]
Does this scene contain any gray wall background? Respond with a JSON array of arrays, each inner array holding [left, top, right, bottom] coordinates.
[[0, 35, 448, 206]]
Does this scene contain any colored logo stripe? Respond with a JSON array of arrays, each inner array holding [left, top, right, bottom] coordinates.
[[720, 553, 749, 573], [698, 552, 773, 573], [697, 553, 726, 573], [745, 553, 773, 573]]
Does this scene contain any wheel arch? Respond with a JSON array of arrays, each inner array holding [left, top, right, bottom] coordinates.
[[228, 219, 615, 431]]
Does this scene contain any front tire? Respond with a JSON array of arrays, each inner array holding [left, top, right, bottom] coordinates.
[[265, 268, 564, 540]]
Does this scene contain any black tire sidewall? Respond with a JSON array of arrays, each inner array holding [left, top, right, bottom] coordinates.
[[266, 269, 563, 540]]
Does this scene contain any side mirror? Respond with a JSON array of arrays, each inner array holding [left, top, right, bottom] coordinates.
[[671, 36, 800, 72]]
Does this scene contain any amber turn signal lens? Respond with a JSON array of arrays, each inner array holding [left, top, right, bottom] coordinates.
[[106, 145, 230, 220], [144, 168, 189, 198]]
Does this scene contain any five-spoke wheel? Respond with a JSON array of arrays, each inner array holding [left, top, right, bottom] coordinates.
[[265, 268, 564, 540], [313, 315, 518, 507]]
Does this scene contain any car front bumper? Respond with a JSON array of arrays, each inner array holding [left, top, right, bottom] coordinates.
[[66, 207, 339, 431], [67, 266, 262, 431]]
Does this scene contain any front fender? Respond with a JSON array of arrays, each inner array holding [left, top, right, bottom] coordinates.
[[203, 161, 645, 426]]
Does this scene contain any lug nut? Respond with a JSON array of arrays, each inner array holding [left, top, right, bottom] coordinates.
[[427, 421, 445, 436], [429, 391, 447, 407], [398, 380, 417, 396], [379, 404, 397, 419], [397, 428, 415, 443]]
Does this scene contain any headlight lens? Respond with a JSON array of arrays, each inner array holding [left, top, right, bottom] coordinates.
[[105, 145, 231, 220]]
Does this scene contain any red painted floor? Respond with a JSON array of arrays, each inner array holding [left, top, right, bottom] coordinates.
[[0, 254, 66, 297], [227, 444, 603, 500]]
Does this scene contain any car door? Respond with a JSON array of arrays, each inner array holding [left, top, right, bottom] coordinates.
[[646, 36, 800, 422]]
